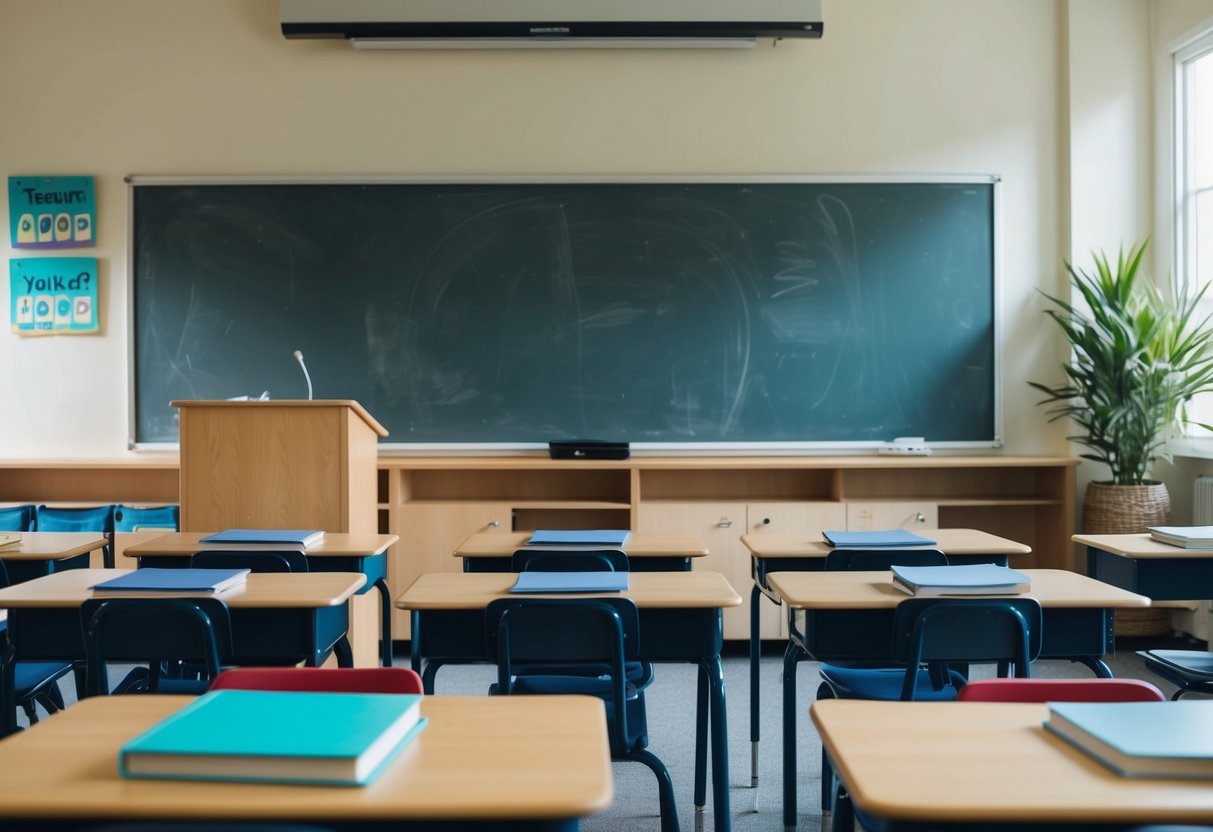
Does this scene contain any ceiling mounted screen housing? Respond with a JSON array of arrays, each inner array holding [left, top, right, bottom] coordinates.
[[280, 0, 824, 49]]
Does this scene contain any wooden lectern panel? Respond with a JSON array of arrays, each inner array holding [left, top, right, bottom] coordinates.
[[174, 400, 384, 534]]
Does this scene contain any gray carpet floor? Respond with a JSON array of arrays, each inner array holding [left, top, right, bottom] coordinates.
[[24, 636, 1206, 832]]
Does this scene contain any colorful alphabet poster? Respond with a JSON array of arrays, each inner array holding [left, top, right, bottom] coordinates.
[[10, 258, 98, 335], [8, 176, 95, 249]]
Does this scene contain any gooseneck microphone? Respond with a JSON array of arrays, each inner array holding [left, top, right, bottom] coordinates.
[[293, 350, 313, 400]]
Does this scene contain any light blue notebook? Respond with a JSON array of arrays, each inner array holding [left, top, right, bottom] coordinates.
[[511, 571, 629, 593], [890, 563, 1030, 596], [91, 567, 249, 594], [527, 529, 630, 547], [119, 689, 426, 786], [1044, 701, 1213, 779], [821, 529, 937, 547]]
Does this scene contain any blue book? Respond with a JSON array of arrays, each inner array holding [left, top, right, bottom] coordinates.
[[890, 563, 1030, 596], [1044, 701, 1213, 779], [527, 529, 630, 547], [511, 571, 630, 593], [821, 529, 937, 547], [91, 567, 250, 594], [199, 528, 325, 548], [119, 689, 426, 786]]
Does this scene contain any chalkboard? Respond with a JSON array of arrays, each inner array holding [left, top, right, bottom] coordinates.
[[131, 178, 998, 448]]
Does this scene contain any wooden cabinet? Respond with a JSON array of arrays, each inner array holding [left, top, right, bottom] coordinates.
[[0, 455, 1077, 642]]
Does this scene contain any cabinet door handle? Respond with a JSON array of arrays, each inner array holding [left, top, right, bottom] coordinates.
[[915, 512, 925, 523], [762, 517, 771, 525], [717, 518, 733, 529], [488, 519, 500, 528]]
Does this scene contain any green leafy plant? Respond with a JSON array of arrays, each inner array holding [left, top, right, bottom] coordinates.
[[1030, 240, 1213, 485]]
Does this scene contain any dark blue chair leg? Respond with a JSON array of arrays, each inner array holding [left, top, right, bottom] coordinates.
[[421, 659, 443, 694], [375, 577, 392, 667], [633, 747, 681, 832], [1, 643, 16, 738], [333, 636, 354, 668], [783, 638, 807, 828], [694, 665, 709, 814]]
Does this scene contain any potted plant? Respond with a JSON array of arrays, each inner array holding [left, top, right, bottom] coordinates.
[[1032, 240, 1213, 631]]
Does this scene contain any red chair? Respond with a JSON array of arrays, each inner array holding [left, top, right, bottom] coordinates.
[[209, 667, 423, 694], [956, 677, 1165, 703]]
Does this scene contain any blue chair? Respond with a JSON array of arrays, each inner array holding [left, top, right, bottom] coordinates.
[[187, 550, 348, 668], [486, 597, 679, 832], [511, 547, 629, 572], [190, 549, 308, 573], [0, 505, 36, 532], [35, 504, 115, 568], [823, 547, 949, 571], [0, 560, 73, 733], [80, 597, 232, 696], [113, 504, 179, 532], [1136, 649, 1213, 699], [821, 596, 1042, 830]]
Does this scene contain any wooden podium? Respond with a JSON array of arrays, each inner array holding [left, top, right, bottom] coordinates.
[[171, 399, 388, 665]]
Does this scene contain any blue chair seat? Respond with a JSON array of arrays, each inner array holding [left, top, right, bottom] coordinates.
[[818, 664, 966, 701]]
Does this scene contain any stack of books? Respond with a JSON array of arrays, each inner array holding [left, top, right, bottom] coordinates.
[[1148, 526, 1213, 549], [821, 529, 937, 547], [120, 689, 425, 786], [198, 529, 325, 551], [890, 563, 1031, 597], [1044, 700, 1213, 778]]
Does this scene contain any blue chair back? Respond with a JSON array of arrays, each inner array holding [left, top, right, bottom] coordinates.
[[825, 547, 949, 571], [35, 504, 116, 567], [511, 548, 629, 572], [113, 504, 179, 532], [190, 549, 309, 573], [0, 505, 36, 532], [80, 597, 232, 696], [892, 597, 1042, 700]]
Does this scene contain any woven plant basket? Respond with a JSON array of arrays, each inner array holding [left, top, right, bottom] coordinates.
[[1083, 481, 1173, 637]]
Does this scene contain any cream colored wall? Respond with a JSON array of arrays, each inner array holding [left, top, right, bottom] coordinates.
[[2, 0, 1069, 458]]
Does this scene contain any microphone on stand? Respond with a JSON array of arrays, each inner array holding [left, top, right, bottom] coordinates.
[[293, 350, 313, 400]]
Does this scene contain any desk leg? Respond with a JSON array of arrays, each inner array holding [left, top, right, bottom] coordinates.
[[702, 653, 732, 832], [410, 611, 421, 674], [749, 583, 763, 788], [374, 578, 392, 667]]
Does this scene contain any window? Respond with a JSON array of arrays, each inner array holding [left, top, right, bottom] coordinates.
[[1177, 28, 1213, 438]]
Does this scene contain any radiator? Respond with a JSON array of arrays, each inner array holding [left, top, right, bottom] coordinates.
[[1196, 476, 1213, 524]]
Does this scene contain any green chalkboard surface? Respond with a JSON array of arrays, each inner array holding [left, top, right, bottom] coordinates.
[[131, 179, 997, 447]]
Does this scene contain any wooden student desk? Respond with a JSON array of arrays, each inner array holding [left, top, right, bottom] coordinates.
[[0, 569, 365, 737], [1074, 532, 1213, 599], [454, 531, 709, 572], [811, 699, 1213, 829], [738, 528, 1031, 788], [766, 568, 1150, 828], [124, 531, 399, 668], [0, 693, 612, 831], [0, 532, 110, 583], [397, 570, 742, 832]]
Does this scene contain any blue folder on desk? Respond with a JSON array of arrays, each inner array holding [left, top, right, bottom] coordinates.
[[527, 529, 630, 546], [90, 568, 249, 594], [510, 572, 629, 593], [822, 529, 937, 547]]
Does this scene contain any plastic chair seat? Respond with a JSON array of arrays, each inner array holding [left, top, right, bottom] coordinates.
[[209, 667, 423, 694], [1137, 650, 1213, 699], [818, 664, 966, 701]]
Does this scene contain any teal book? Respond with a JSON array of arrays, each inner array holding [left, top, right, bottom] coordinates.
[[890, 563, 1031, 596], [511, 571, 629, 593], [1044, 701, 1213, 779], [821, 529, 937, 547], [119, 689, 426, 786], [527, 529, 630, 547]]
